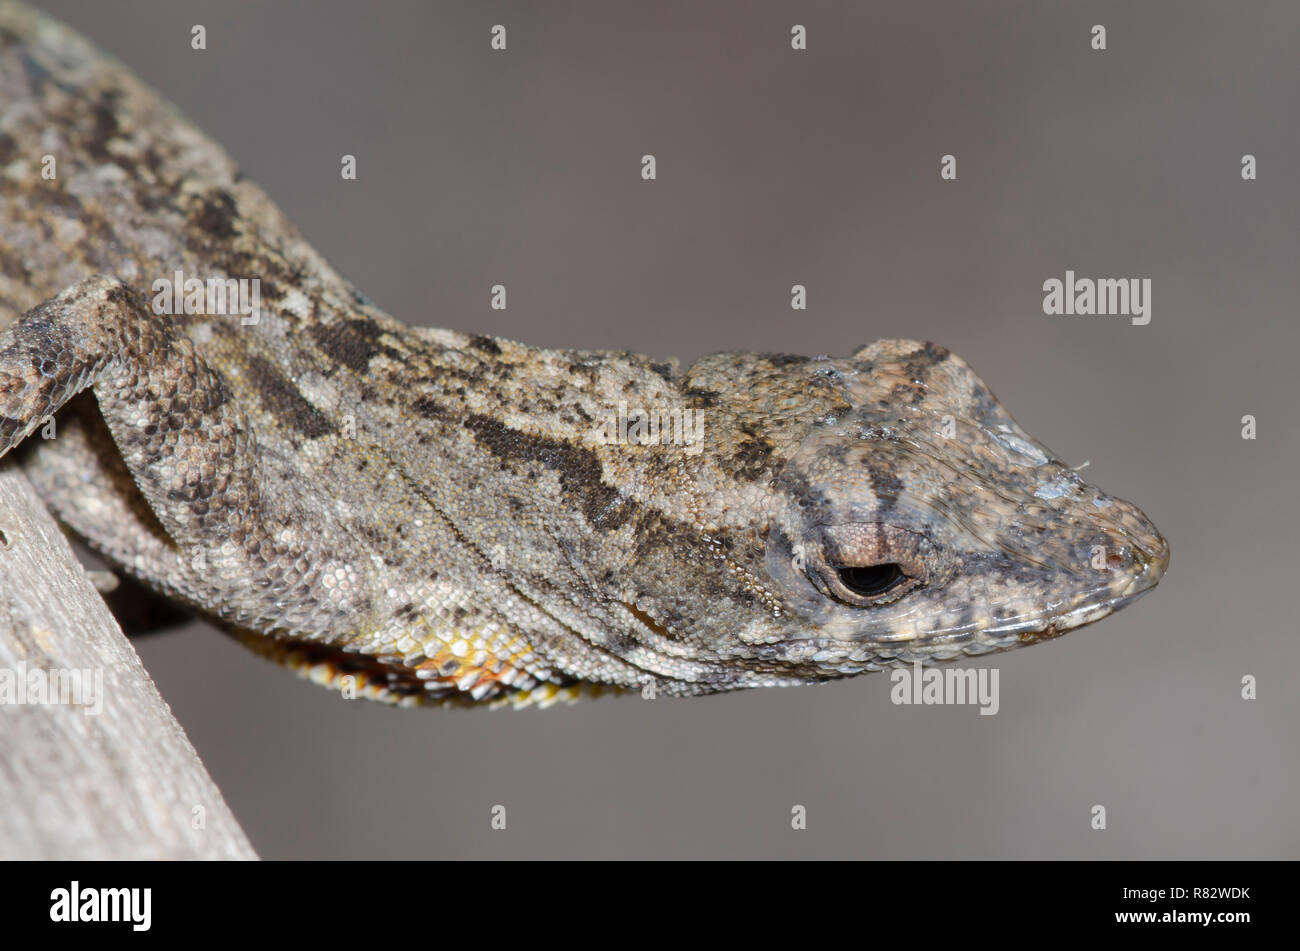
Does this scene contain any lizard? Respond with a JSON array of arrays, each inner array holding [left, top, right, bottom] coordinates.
[[0, 2, 1168, 708]]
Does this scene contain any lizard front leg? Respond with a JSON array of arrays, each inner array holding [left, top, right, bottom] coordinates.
[[0, 275, 365, 638]]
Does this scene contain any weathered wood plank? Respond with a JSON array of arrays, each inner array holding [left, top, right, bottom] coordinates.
[[0, 466, 255, 859]]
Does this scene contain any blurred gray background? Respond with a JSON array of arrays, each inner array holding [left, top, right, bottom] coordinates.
[[34, 0, 1299, 858]]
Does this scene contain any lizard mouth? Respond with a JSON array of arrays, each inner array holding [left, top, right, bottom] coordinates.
[[994, 583, 1157, 646], [928, 531, 1170, 657]]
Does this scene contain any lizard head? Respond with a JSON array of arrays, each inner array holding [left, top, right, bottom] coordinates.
[[668, 339, 1169, 689]]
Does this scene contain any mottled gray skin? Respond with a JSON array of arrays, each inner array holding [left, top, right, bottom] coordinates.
[[0, 4, 1167, 706]]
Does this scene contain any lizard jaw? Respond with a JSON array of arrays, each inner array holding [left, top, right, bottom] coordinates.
[[913, 529, 1169, 661]]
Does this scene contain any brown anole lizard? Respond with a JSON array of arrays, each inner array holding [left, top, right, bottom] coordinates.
[[0, 3, 1168, 707]]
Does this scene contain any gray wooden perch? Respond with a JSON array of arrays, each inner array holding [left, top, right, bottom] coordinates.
[[0, 465, 256, 859]]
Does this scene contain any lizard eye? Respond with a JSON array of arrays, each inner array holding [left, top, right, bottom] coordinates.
[[816, 559, 920, 606], [798, 523, 930, 608], [835, 563, 906, 598]]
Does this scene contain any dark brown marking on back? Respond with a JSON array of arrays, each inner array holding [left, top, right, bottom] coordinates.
[[308, 318, 401, 375], [192, 188, 240, 240], [463, 412, 634, 530], [85, 89, 121, 162], [245, 354, 336, 439], [468, 334, 501, 356], [682, 386, 718, 408], [732, 423, 775, 481]]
